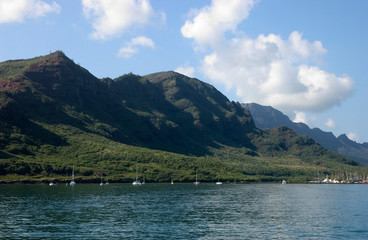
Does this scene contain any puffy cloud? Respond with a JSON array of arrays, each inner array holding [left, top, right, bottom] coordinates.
[[288, 31, 326, 60], [82, 0, 164, 40], [347, 132, 359, 142], [175, 65, 195, 78], [293, 111, 308, 124], [182, 0, 353, 113], [118, 36, 155, 58], [325, 118, 336, 128], [181, 0, 256, 49], [0, 0, 60, 23]]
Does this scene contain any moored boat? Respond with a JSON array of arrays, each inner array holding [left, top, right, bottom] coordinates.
[[193, 170, 200, 185], [216, 178, 223, 185], [70, 164, 76, 186], [132, 165, 141, 186]]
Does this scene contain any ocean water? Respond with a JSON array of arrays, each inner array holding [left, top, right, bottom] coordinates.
[[1, 183, 368, 239]]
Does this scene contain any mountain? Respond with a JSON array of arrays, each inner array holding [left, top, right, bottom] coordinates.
[[0, 52, 365, 183], [243, 103, 368, 165]]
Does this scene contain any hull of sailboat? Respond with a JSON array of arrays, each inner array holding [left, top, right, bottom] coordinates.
[[132, 181, 141, 186]]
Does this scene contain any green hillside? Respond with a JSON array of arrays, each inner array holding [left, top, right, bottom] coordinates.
[[0, 51, 366, 183]]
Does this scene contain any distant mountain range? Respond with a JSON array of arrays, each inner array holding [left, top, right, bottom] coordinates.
[[0, 51, 365, 182], [243, 103, 368, 165]]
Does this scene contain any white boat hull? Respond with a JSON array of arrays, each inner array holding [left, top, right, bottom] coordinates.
[[132, 181, 141, 186]]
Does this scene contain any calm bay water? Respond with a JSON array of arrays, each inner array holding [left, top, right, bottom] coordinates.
[[1, 183, 368, 239]]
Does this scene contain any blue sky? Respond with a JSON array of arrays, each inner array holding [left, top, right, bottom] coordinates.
[[0, 0, 367, 143]]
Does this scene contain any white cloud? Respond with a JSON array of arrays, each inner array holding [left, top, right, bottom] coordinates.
[[182, 0, 354, 113], [118, 36, 155, 58], [82, 0, 164, 40], [325, 118, 336, 128], [293, 111, 308, 124], [175, 65, 195, 78], [0, 0, 60, 23], [181, 0, 256, 49], [347, 132, 359, 142]]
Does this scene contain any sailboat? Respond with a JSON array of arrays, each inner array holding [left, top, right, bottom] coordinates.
[[132, 165, 141, 186], [49, 170, 56, 186], [70, 164, 76, 186], [100, 176, 104, 186], [193, 169, 200, 185], [216, 178, 223, 185]]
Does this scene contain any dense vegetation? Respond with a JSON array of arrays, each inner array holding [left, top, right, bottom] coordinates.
[[0, 51, 366, 183]]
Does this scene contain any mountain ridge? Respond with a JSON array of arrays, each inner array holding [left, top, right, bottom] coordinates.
[[243, 103, 368, 165], [0, 52, 365, 183]]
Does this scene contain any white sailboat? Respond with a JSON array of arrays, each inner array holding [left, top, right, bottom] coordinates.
[[100, 176, 104, 186], [132, 165, 141, 186], [132, 179, 141, 185], [193, 170, 200, 185], [70, 164, 76, 186], [216, 178, 223, 185], [49, 170, 56, 186]]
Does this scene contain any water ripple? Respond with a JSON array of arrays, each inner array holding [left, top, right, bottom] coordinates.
[[1, 184, 368, 239]]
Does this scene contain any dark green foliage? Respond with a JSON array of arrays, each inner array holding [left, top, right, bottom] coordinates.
[[0, 52, 366, 183]]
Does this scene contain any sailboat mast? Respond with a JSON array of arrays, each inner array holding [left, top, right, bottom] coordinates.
[[136, 165, 138, 181], [72, 164, 75, 179]]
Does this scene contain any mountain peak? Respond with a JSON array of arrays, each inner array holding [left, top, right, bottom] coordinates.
[[337, 133, 349, 141], [0, 50, 73, 80], [337, 134, 360, 148], [243, 103, 291, 130], [26, 50, 75, 72]]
